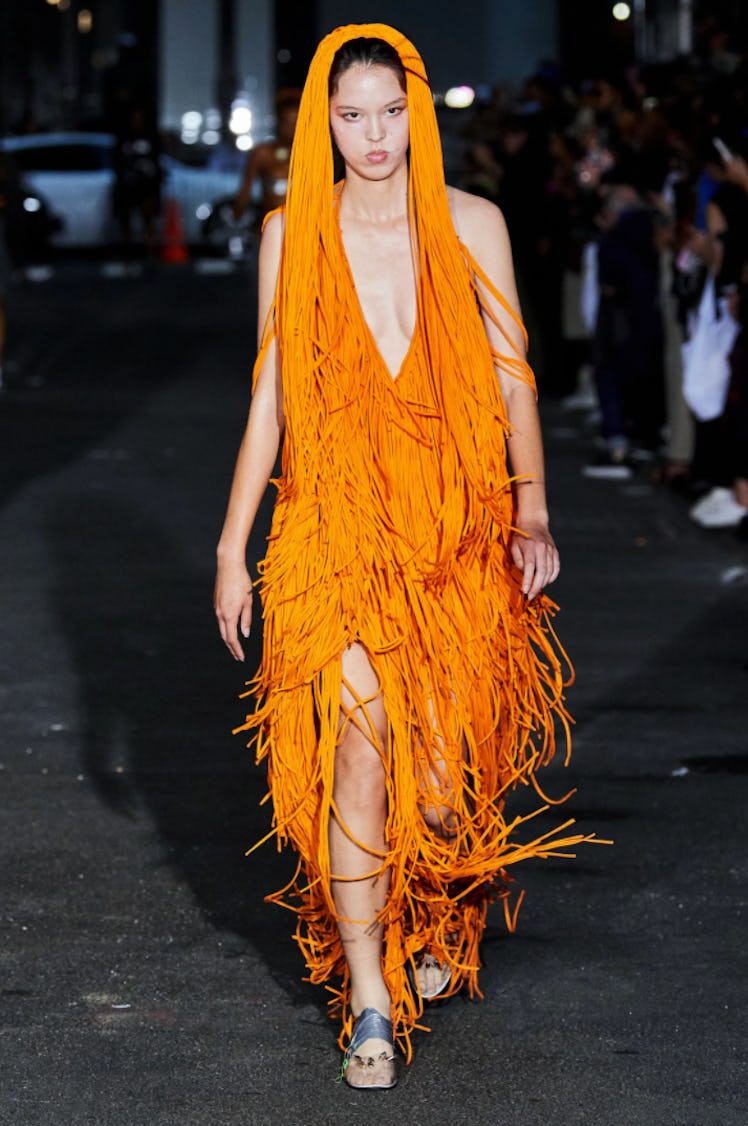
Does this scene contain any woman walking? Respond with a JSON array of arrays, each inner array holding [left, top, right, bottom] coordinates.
[[215, 23, 597, 1089]]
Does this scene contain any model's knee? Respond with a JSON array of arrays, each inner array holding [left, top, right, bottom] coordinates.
[[334, 730, 386, 810], [419, 797, 458, 838], [417, 764, 458, 836]]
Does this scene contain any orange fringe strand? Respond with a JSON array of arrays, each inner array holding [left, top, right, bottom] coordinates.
[[235, 23, 602, 1063]]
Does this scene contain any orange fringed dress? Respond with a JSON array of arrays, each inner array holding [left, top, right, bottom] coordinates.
[[235, 23, 596, 1061]]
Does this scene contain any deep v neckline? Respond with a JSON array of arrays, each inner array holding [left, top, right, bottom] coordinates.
[[333, 197, 420, 384]]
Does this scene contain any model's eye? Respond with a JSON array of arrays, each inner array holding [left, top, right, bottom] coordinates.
[[386, 106, 404, 116], [343, 112, 361, 121]]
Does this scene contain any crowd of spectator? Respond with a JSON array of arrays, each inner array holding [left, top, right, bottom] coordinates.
[[457, 17, 747, 538]]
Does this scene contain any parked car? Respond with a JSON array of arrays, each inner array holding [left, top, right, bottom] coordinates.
[[0, 132, 242, 248], [0, 151, 60, 263], [11, 181, 61, 263]]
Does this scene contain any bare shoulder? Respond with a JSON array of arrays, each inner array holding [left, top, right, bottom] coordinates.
[[260, 208, 284, 253], [258, 209, 284, 292], [445, 187, 519, 303], [447, 186, 509, 248]]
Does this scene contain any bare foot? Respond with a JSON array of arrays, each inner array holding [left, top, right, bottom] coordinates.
[[342, 1006, 397, 1090], [415, 953, 452, 999], [344, 1041, 396, 1089]]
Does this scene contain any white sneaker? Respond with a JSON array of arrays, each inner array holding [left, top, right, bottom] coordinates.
[[690, 488, 748, 528], [689, 487, 733, 521], [561, 386, 599, 411], [582, 450, 634, 479]]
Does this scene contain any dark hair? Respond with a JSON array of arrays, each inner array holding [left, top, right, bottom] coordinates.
[[328, 37, 406, 97]]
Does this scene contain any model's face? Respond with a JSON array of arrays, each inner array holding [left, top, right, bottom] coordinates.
[[329, 64, 408, 180]]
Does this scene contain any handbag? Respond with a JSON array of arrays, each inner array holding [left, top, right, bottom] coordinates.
[[681, 274, 739, 422]]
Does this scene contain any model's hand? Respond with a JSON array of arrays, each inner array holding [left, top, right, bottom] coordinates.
[[510, 520, 560, 600], [214, 561, 254, 661]]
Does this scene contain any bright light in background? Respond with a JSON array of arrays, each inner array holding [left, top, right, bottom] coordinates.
[[229, 105, 252, 134], [77, 8, 93, 32], [444, 85, 475, 110], [23, 197, 42, 213], [181, 111, 203, 131], [181, 103, 254, 149], [612, 2, 631, 19], [180, 110, 202, 145]]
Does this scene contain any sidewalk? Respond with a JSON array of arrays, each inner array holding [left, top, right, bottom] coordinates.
[[1, 264, 746, 1125]]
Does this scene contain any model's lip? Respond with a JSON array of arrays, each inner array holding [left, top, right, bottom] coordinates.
[[366, 150, 388, 160]]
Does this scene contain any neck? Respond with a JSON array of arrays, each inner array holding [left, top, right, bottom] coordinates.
[[338, 164, 409, 222]]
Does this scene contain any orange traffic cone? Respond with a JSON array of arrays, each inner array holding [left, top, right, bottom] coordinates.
[[161, 197, 189, 263]]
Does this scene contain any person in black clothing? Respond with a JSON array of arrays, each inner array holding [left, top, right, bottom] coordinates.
[[0, 154, 24, 390], [113, 105, 162, 255], [689, 141, 748, 528], [584, 185, 665, 477]]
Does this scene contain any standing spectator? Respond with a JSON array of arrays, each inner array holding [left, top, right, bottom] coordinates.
[[727, 301, 748, 539], [658, 201, 697, 487], [233, 88, 301, 223], [584, 186, 665, 477], [494, 109, 559, 387], [113, 105, 163, 256], [689, 140, 748, 527], [0, 154, 23, 390]]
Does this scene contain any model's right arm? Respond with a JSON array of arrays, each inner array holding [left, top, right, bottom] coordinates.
[[214, 210, 285, 660]]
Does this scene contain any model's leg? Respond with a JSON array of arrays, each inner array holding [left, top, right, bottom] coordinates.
[[331, 643, 393, 1085], [417, 691, 465, 838], [415, 691, 467, 996]]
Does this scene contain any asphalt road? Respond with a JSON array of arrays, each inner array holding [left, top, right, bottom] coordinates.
[[1, 258, 746, 1126]]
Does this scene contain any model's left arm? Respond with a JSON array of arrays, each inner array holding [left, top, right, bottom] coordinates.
[[454, 190, 560, 600]]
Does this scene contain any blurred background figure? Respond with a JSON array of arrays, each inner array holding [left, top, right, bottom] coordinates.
[[113, 105, 163, 257], [687, 138, 748, 530], [0, 153, 24, 391], [583, 184, 665, 478], [232, 88, 301, 225]]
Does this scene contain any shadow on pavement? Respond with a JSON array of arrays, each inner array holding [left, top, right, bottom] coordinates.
[[44, 489, 319, 1010], [0, 264, 256, 511]]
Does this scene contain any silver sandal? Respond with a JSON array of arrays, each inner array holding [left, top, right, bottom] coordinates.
[[410, 952, 452, 1000], [339, 1008, 397, 1090]]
